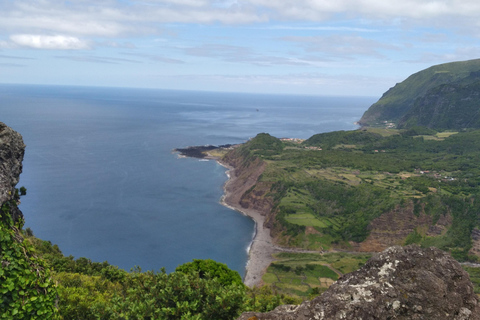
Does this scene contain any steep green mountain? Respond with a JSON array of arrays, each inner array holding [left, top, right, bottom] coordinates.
[[359, 59, 480, 127], [398, 74, 480, 129]]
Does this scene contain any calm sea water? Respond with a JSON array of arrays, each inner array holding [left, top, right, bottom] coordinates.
[[0, 84, 376, 275]]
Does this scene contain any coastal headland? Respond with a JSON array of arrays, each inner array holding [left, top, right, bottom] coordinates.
[[175, 123, 480, 290]]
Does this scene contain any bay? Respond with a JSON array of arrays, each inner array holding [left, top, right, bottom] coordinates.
[[0, 84, 376, 275]]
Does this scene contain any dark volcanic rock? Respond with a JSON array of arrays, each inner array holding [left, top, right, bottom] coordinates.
[[175, 144, 233, 158], [0, 122, 25, 220], [238, 245, 480, 320]]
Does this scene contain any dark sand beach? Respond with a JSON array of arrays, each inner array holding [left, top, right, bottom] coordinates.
[[218, 161, 280, 287]]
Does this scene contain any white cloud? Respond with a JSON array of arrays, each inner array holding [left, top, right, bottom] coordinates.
[[55, 55, 141, 64], [268, 25, 379, 32], [281, 35, 401, 59], [0, 1, 262, 39], [137, 0, 211, 7], [0, 62, 25, 68], [0, 54, 34, 60], [2, 0, 480, 40], [121, 52, 185, 64], [10, 35, 90, 50], [184, 43, 319, 66], [246, 0, 480, 21], [405, 47, 480, 64], [0, 40, 12, 49], [157, 72, 394, 95]]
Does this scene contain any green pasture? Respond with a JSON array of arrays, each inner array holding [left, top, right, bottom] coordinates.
[[262, 252, 371, 298], [285, 213, 327, 228], [364, 127, 400, 137], [463, 266, 480, 295]]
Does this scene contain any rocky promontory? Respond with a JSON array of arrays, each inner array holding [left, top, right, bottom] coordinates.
[[175, 144, 233, 158], [238, 245, 480, 320], [0, 122, 25, 221]]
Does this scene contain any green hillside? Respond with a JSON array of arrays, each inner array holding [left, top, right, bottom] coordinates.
[[398, 75, 480, 129], [229, 130, 480, 260], [359, 59, 480, 127]]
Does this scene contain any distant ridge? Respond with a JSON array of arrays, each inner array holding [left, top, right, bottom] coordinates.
[[359, 58, 480, 129]]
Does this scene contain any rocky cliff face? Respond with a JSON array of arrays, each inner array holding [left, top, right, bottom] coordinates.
[[238, 245, 480, 320], [0, 122, 26, 221], [222, 147, 274, 217], [353, 202, 452, 252]]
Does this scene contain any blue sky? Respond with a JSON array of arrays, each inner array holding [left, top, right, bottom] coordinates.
[[1, 1, 480, 96]]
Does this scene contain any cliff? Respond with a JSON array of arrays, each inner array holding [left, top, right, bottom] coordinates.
[[238, 245, 480, 320], [0, 122, 58, 318], [221, 134, 278, 218], [398, 78, 480, 129], [0, 121, 26, 221], [359, 58, 480, 128]]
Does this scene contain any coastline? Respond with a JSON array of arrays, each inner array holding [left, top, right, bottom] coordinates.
[[216, 159, 280, 288], [175, 145, 279, 287], [176, 146, 324, 287]]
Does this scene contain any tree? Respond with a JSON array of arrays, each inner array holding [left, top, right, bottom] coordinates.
[[175, 259, 243, 286]]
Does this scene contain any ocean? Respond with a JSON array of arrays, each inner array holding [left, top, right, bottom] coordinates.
[[0, 84, 376, 276]]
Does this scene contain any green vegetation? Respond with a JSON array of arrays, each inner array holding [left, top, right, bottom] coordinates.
[[399, 80, 480, 129], [0, 201, 58, 319], [262, 252, 370, 298], [304, 130, 383, 149], [9, 226, 299, 319], [175, 259, 243, 286], [233, 130, 480, 260], [463, 266, 480, 294], [401, 126, 437, 136], [359, 58, 480, 127]]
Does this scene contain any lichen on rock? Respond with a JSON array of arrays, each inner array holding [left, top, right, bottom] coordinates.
[[238, 245, 480, 320]]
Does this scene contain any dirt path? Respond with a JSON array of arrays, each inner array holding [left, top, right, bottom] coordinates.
[[322, 263, 343, 278]]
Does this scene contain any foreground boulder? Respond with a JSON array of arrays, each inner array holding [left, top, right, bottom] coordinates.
[[238, 245, 480, 320]]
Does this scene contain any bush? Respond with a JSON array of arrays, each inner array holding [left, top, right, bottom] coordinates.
[[175, 259, 243, 286], [111, 268, 246, 320], [0, 202, 58, 319]]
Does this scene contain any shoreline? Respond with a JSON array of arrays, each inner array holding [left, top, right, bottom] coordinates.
[[176, 146, 325, 287], [216, 159, 280, 288]]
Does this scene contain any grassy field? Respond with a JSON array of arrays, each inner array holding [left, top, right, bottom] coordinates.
[[363, 127, 401, 136], [285, 213, 329, 228], [463, 266, 480, 295], [206, 148, 230, 158], [262, 252, 480, 299], [277, 164, 432, 237], [419, 131, 459, 141], [262, 252, 371, 298]]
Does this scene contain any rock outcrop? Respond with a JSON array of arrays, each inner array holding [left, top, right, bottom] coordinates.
[[353, 202, 452, 252], [0, 122, 26, 221], [238, 245, 480, 320], [222, 146, 273, 217]]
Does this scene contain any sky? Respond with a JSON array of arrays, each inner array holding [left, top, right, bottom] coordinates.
[[2, 1, 480, 96]]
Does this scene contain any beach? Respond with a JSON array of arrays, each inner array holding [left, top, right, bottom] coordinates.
[[217, 160, 280, 287]]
